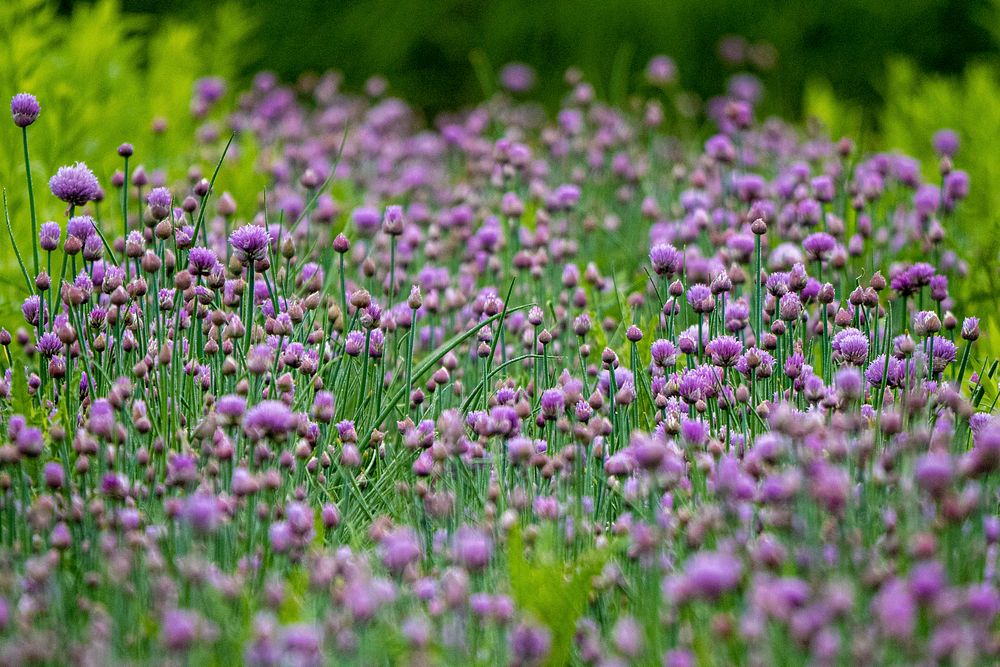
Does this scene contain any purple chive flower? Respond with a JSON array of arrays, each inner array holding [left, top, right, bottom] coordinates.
[[229, 224, 272, 264], [553, 183, 581, 210], [216, 394, 247, 420], [540, 388, 565, 418], [162, 609, 199, 652], [967, 583, 1000, 622], [351, 206, 381, 235], [43, 461, 64, 489], [15, 426, 43, 457], [683, 551, 743, 600], [11, 93, 40, 127], [452, 525, 493, 572], [285, 501, 315, 540], [382, 204, 404, 235], [908, 262, 936, 287], [242, 400, 296, 439], [268, 521, 293, 553], [910, 561, 946, 604], [929, 336, 957, 374], [88, 399, 117, 440], [724, 299, 750, 332], [39, 221, 61, 251], [22, 295, 41, 325], [379, 526, 422, 574], [195, 76, 227, 105], [872, 578, 916, 640], [929, 275, 948, 302], [911, 310, 941, 337], [802, 232, 836, 261], [646, 55, 677, 86], [835, 366, 863, 399], [686, 283, 715, 313], [736, 347, 774, 378], [188, 246, 218, 275], [932, 128, 959, 157], [611, 615, 644, 658], [865, 355, 898, 387], [36, 332, 61, 356], [832, 328, 869, 365], [705, 134, 736, 163], [962, 317, 980, 341], [777, 292, 803, 322], [499, 62, 537, 93], [509, 623, 551, 666], [913, 188, 940, 222], [279, 624, 322, 666], [707, 335, 743, 367], [649, 242, 683, 277], [501, 192, 524, 217], [336, 420, 357, 443], [681, 419, 708, 445], [184, 493, 221, 535], [49, 162, 100, 206], [67, 215, 96, 241], [344, 331, 365, 357], [146, 187, 173, 219], [915, 450, 954, 496], [507, 437, 534, 463], [969, 423, 1000, 474], [811, 175, 835, 202], [765, 271, 790, 297], [944, 170, 970, 208], [598, 367, 635, 397], [651, 339, 678, 367]]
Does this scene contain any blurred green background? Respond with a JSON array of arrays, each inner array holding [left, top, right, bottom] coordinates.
[[113, 0, 996, 121], [3, 0, 1000, 347]]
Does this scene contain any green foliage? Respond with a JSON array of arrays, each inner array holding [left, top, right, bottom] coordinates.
[[802, 76, 867, 142], [277, 566, 309, 624], [129, 0, 995, 117], [507, 524, 608, 666], [0, 0, 256, 309]]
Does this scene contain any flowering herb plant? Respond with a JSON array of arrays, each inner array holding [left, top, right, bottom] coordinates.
[[0, 56, 997, 666]]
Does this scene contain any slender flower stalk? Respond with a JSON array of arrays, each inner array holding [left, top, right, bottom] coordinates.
[[21, 128, 38, 276]]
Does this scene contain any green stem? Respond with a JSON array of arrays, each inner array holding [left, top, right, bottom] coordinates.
[[22, 127, 39, 278], [754, 234, 762, 343], [121, 155, 130, 280], [244, 263, 255, 355], [956, 340, 973, 391], [388, 236, 397, 312]]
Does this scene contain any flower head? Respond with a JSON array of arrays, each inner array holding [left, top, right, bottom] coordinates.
[[147, 187, 173, 220], [352, 206, 381, 235], [67, 215, 96, 241], [39, 221, 61, 251], [243, 400, 296, 440], [11, 93, 39, 127], [499, 62, 536, 93], [682, 551, 743, 600], [49, 162, 101, 206], [382, 204, 404, 235], [379, 526, 421, 574], [188, 247, 218, 276], [650, 242, 683, 277], [802, 232, 836, 262], [707, 335, 743, 367], [932, 128, 959, 157], [229, 225, 272, 263]]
